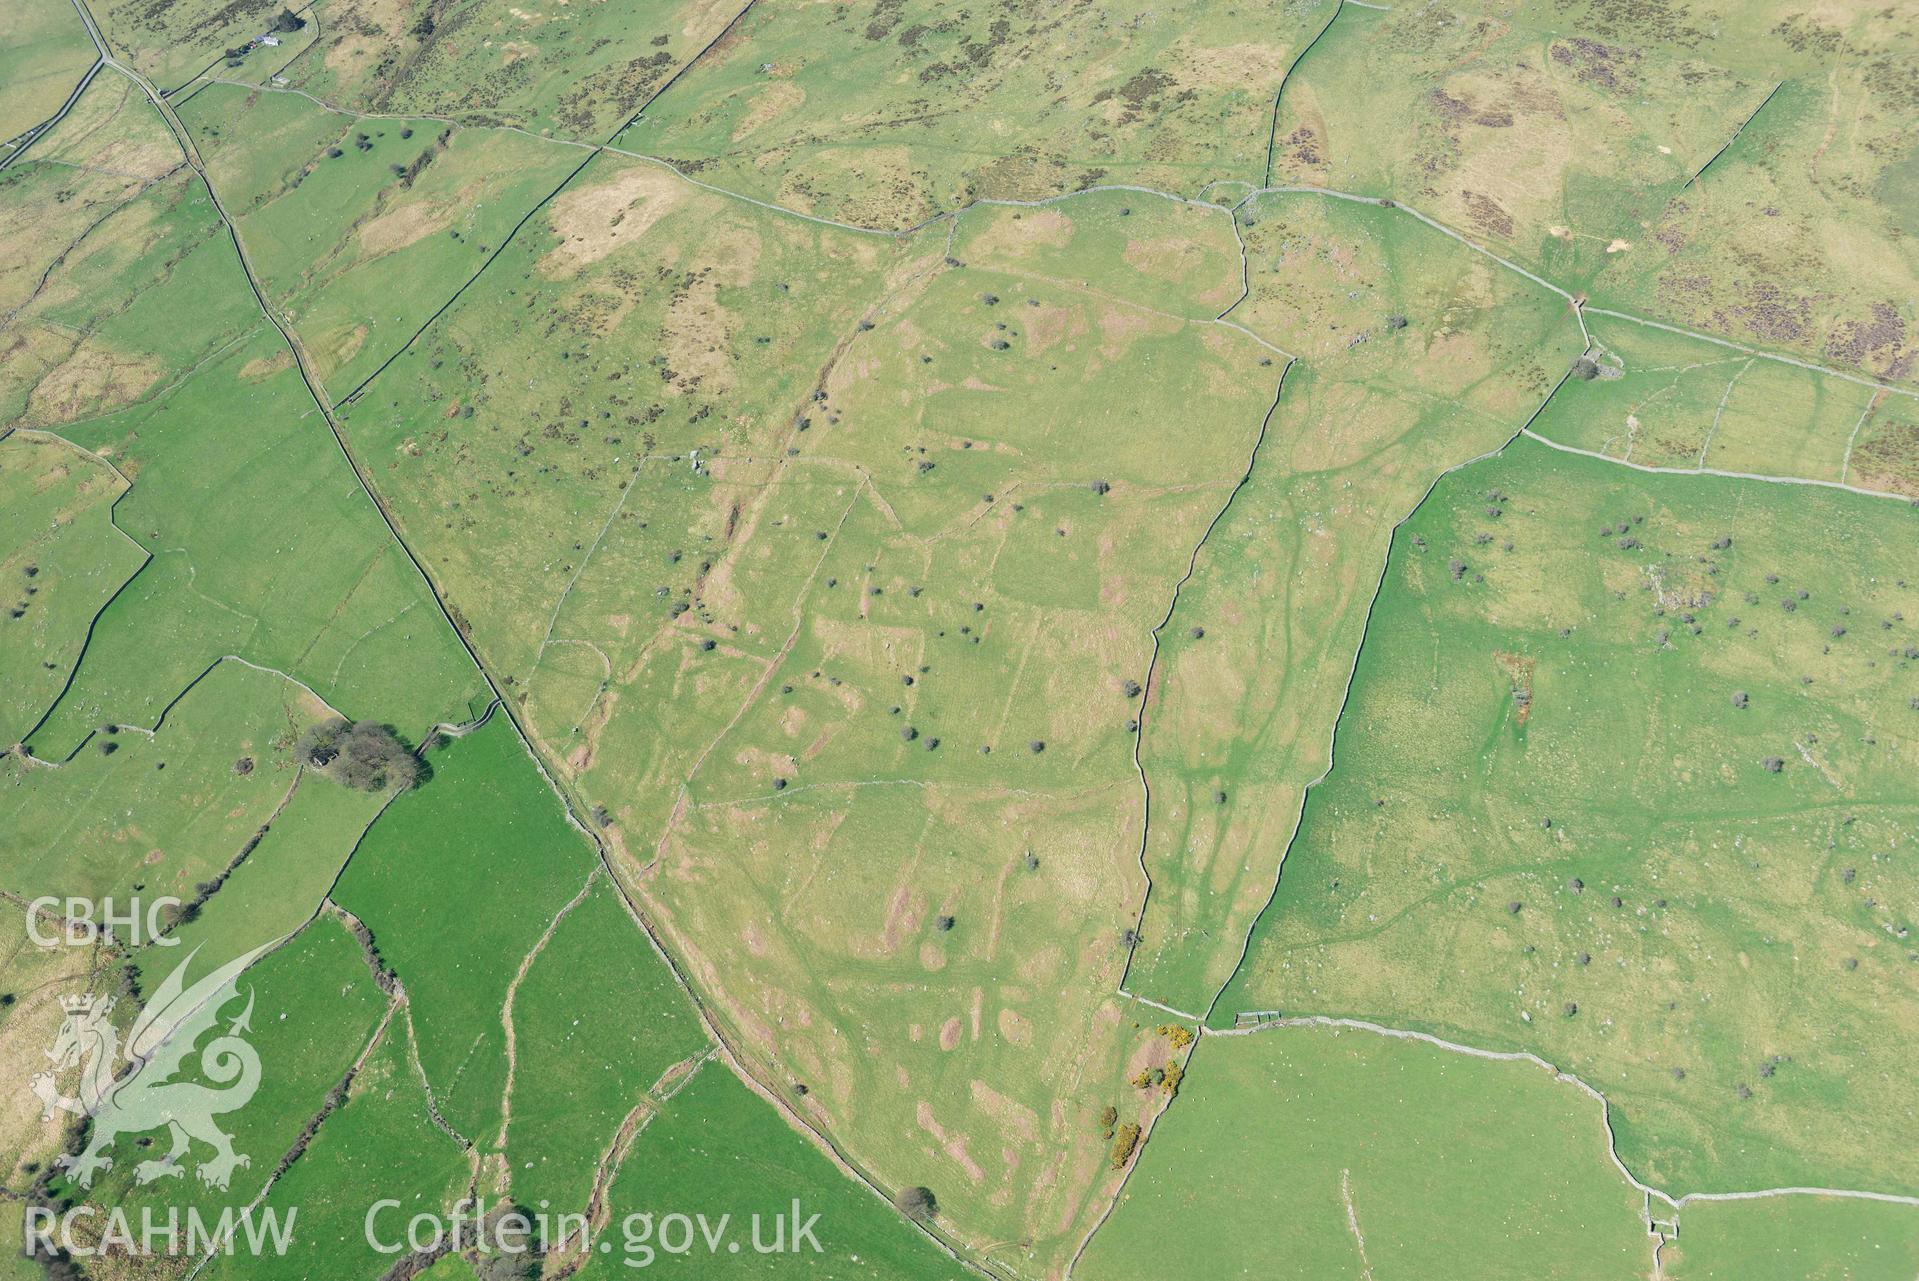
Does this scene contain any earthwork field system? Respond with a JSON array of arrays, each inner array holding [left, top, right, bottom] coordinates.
[[3, 0, 1918, 1277]]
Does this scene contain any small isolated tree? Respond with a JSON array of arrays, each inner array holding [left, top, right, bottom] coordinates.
[[297, 718, 421, 792], [894, 1186, 938, 1223]]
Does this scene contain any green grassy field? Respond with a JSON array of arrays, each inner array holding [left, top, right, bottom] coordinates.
[[0, 73, 182, 326], [29, 331, 482, 759], [1, 658, 326, 906], [333, 715, 596, 1144], [0, 0, 99, 147], [31, 65, 179, 172], [155, 763, 390, 981], [2, 74, 489, 769], [0, 432, 146, 745], [1268, 0, 1754, 288], [579, 194, 1281, 1271], [1218, 434, 1919, 1194], [1586, 53, 1918, 389], [1081, 1023, 1652, 1280], [212, 0, 744, 141], [416, 1255, 479, 1281], [0, 167, 262, 431], [1664, 1195, 1919, 1280], [333, 147, 909, 697], [201, 1009, 471, 1281], [96, 0, 292, 92], [55, 912, 391, 1226], [0, 1210, 45, 1281], [370, 0, 738, 138]]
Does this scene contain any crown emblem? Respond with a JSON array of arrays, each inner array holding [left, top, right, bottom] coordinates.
[[59, 994, 97, 1014]]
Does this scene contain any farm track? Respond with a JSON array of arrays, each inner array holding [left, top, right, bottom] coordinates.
[[1523, 427, 1919, 503], [24, 2, 1919, 1275], [493, 864, 600, 1155]]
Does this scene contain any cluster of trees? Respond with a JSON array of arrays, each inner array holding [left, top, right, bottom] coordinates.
[[297, 718, 423, 791]]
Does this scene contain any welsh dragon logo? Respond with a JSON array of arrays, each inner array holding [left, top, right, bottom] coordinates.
[[31, 944, 273, 1191]]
